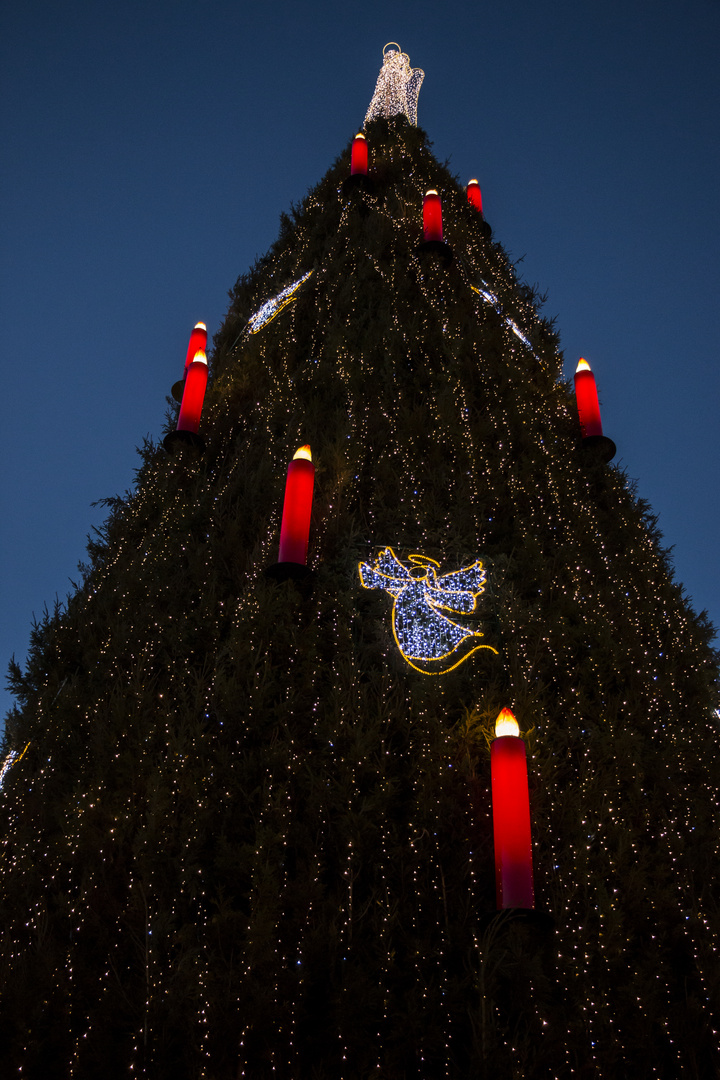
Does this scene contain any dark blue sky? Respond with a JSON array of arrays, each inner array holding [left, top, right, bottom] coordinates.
[[2, 0, 719, 724]]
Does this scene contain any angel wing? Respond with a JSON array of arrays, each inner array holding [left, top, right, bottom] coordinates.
[[358, 547, 411, 597]]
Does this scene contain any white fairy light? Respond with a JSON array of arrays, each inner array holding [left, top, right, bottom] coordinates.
[[364, 44, 425, 127]]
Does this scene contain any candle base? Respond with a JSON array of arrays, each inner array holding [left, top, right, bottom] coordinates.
[[171, 379, 186, 403], [480, 907, 555, 932], [341, 174, 375, 196], [581, 434, 616, 463], [265, 562, 313, 583], [417, 239, 453, 266], [163, 429, 206, 454]]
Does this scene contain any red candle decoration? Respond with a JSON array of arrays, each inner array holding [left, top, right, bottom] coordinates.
[[278, 445, 315, 565], [351, 133, 368, 176], [574, 357, 604, 438], [176, 350, 208, 435], [172, 321, 208, 401], [423, 189, 443, 243], [184, 322, 207, 376], [491, 707, 535, 910], [467, 179, 483, 214]]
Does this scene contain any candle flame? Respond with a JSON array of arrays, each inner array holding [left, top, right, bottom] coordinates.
[[293, 445, 312, 461], [495, 707, 520, 738], [468, 178, 479, 186], [192, 350, 208, 365], [194, 321, 207, 331], [425, 189, 438, 196], [354, 132, 366, 140], [576, 357, 591, 373]]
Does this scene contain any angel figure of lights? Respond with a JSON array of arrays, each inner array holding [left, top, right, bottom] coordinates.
[[364, 43, 425, 127], [358, 548, 498, 674]]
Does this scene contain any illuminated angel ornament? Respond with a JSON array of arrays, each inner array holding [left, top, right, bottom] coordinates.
[[364, 44, 424, 127], [247, 271, 314, 335], [358, 548, 498, 674]]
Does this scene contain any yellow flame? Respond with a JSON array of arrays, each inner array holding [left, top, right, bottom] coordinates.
[[192, 349, 208, 365], [425, 189, 438, 196], [293, 445, 312, 461], [495, 707, 520, 738], [576, 357, 591, 373], [468, 178, 479, 185], [194, 321, 207, 331], [355, 132, 366, 140]]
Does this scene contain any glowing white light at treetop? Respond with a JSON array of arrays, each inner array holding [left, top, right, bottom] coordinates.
[[364, 44, 424, 127]]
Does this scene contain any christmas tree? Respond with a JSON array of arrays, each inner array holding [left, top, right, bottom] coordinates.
[[2, 45, 719, 1079]]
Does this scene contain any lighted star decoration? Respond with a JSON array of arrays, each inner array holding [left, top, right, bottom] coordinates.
[[364, 43, 425, 127], [358, 547, 498, 674], [247, 271, 314, 335]]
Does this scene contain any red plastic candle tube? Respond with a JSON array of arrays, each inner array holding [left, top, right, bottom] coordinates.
[[491, 708, 535, 910], [176, 350, 208, 434], [574, 358, 603, 438], [184, 322, 207, 376], [278, 445, 315, 565], [423, 190, 443, 242], [467, 179, 483, 214], [351, 133, 368, 176]]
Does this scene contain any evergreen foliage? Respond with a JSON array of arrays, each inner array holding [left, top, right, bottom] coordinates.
[[1, 114, 719, 1078]]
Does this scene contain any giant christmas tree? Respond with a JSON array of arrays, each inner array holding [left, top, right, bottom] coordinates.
[[2, 46, 719, 1079]]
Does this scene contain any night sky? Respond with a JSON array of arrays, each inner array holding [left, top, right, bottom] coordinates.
[[2, 1, 719, 726]]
